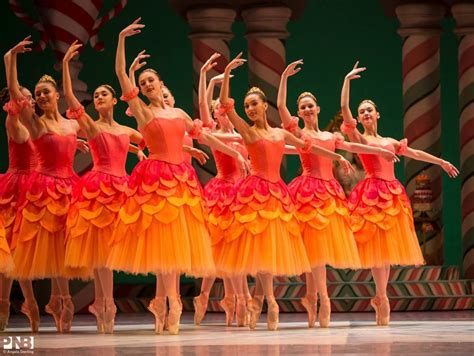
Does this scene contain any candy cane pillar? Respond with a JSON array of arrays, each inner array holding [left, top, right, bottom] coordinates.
[[187, 8, 236, 117], [242, 6, 291, 176], [187, 8, 236, 182], [396, 3, 445, 263], [452, 2, 474, 278]]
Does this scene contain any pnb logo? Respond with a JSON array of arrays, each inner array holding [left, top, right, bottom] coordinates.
[[2, 336, 34, 351]]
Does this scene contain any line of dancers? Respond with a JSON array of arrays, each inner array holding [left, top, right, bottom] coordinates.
[[0, 19, 458, 335]]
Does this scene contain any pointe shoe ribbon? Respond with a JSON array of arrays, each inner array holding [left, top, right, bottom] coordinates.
[[21, 300, 40, 333], [45, 295, 62, 332], [0, 299, 10, 331], [318, 297, 331, 328], [266, 297, 279, 331], [193, 293, 208, 326], [219, 295, 236, 326], [103, 298, 117, 334], [60, 296, 74, 333], [88, 298, 105, 333], [248, 296, 264, 330], [147, 297, 167, 334], [167, 296, 182, 335], [300, 295, 317, 328]]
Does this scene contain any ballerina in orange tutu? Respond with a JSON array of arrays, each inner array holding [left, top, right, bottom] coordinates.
[[0, 41, 42, 332], [277, 60, 399, 328], [60, 41, 146, 333], [340, 61, 459, 326], [7, 37, 85, 333], [128, 51, 197, 164], [106, 19, 248, 335], [193, 53, 252, 327], [127, 51, 209, 329], [215, 53, 356, 331]]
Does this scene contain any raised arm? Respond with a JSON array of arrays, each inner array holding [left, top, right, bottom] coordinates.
[[3, 48, 30, 143], [206, 73, 227, 110], [115, 18, 151, 128], [340, 61, 366, 143], [6, 37, 43, 137], [277, 60, 303, 137], [5, 37, 31, 102], [199, 53, 220, 129], [282, 129, 355, 175], [62, 41, 99, 138], [219, 53, 252, 140]]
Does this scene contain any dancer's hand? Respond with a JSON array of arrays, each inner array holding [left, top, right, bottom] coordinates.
[[63, 40, 82, 63], [120, 18, 145, 39], [283, 59, 303, 77], [137, 150, 147, 161], [210, 73, 232, 86], [9, 36, 33, 55], [345, 61, 366, 81], [440, 160, 459, 178], [337, 155, 355, 175], [225, 52, 246, 73], [236, 153, 250, 174], [129, 50, 150, 72], [188, 147, 209, 165], [201, 52, 221, 73], [76, 139, 89, 154]]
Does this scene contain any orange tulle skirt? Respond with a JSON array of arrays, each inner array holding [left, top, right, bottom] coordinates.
[[10, 172, 77, 279], [289, 176, 361, 269], [203, 177, 239, 265], [348, 177, 424, 268], [106, 159, 215, 277], [0, 223, 14, 274], [65, 171, 128, 279], [216, 175, 311, 276], [0, 171, 30, 248]]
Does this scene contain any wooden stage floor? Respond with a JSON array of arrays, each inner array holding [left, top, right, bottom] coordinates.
[[3, 311, 473, 355]]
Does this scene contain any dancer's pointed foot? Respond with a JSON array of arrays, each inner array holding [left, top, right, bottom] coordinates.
[[60, 296, 74, 333], [147, 297, 166, 335], [266, 296, 279, 331], [103, 298, 117, 334], [370, 296, 380, 325], [45, 295, 62, 332], [167, 296, 182, 335], [300, 295, 317, 328], [219, 295, 236, 326], [378, 297, 390, 326], [20, 299, 39, 333], [88, 298, 105, 333], [318, 296, 331, 328], [193, 293, 208, 326], [0, 299, 10, 331], [235, 295, 250, 327], [248, 295, 263, 330]]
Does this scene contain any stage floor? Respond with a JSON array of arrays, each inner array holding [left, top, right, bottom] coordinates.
[[3, 311, 473, 355]]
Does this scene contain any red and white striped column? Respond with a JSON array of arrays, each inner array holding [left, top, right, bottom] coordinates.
[[396, 3, 445, 262], [187, 8, 236, 117], [242, 6, 291, 177], [187, 8, 236, 182], [242, 6, 291, 128], [452, 2, 474, 278]]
